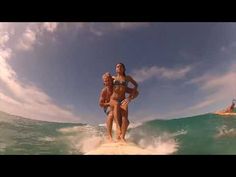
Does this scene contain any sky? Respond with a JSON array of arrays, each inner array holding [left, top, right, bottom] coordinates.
[[0, 22, 236, 124]]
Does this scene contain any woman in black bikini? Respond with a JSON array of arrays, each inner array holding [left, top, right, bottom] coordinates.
[[109, 63, 138, 142]]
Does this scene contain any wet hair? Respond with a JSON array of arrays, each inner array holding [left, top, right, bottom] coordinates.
[[116, 63, 126, 76], [102, 72, 111, 79], [102, 72, 112, 85]]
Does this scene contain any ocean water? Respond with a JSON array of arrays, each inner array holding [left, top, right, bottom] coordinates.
[[1, 111, 236, 155]]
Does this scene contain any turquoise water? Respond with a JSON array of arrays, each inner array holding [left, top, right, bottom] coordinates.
[[1, 111, 236, 154], [0, 111, 86, 154], [142, 114, 236, 154]]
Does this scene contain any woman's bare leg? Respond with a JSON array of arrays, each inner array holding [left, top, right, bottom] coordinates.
[[109, 100, 122, 141], [121, 117, 129, 143], [120, 105, 129, 143]]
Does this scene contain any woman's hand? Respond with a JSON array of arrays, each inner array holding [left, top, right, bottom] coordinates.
[[121, 98, 131, 106], [104, 103, 109, 106]]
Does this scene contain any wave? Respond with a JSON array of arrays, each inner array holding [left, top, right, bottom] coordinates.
[[2, 110, 236, 154]]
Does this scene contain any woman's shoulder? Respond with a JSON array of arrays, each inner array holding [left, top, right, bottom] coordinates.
[[125, 75, 133, 80]]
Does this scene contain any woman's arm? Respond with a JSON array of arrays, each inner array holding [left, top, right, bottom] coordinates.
[[126, 87, 139, 100], [126, 75, 138, 89]]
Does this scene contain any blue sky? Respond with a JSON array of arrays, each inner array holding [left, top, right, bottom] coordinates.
[[0, 22, 236, 124]]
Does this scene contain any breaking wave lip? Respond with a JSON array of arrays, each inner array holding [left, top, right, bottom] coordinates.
[[38, 136, 56, 142], [58, 124, 103, 134], [98, 122, 143, 131], [128, 122, 143, 129]]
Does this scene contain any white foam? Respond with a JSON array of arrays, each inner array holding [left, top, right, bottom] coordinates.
[[38, 136, 55, 142], [98, 123, 118, 131], [128, 122, 143, 129], [0, 143, 6, 152], [171, 129, 187, 137], [137, 136, 179, 155], [83, 131, 179, 155], [60, 134, 105, 154], [215, 125, 236, 138], [57, 123, 183, 155], [57, 124, 106, 154], [127, 129, 185, 155], [79, 136, 104, 153], [78, 122, 143, 154]]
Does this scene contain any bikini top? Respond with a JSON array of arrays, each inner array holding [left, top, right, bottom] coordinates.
[[112, 77, 128, 87]]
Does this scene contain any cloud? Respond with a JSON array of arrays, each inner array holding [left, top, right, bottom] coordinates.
[[131, 62, 236, 119], [0, 22, 148, 122], [0, 51, 80, 122], [112, 22, 150, 30], [185, 100, 215, 111], [185, 64, 236, 112], [0, 32, 9, 46], [220, 41, 236, 55], [16, 23, 58, 51], [87, 22, 150, 36], [42, 22, 58, 32], [14, 22, 148, 49], [17, 27, 37, 51], [0, 48, 12, 60], [131, 65, 192, 83], [130, 111, 169, 122], [20, 22, 149, 38], [0, 23, 80, 123]]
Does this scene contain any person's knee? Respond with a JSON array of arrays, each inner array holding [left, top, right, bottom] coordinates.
[[113, 102, 119, 107], [122, 111, 128, 117], [108, 111, 113, 117], [107, 114, 113, 121], [122, 117, 129, 125]]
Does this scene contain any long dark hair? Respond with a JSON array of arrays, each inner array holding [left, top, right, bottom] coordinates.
[[116, 63, 126, 76]]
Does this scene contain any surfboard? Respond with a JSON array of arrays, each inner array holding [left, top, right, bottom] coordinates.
[[214, 112, 236, 116], [85, 142, 152, 155]]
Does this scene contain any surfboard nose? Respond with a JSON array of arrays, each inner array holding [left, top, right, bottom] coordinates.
[[85, 142, 152, 155]]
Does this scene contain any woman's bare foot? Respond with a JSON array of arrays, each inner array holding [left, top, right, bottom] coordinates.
[[115, 135, 121, 142], [116, 128, 122, 141], [119, 137, 127, 144], [107, 135, 114, 143]]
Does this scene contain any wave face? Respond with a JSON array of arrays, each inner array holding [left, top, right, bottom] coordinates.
[[141, 113, 236, 154], [1, 111, 236, 154]]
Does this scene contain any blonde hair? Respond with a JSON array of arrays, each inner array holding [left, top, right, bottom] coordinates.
[[102, 72, 112, 80]]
